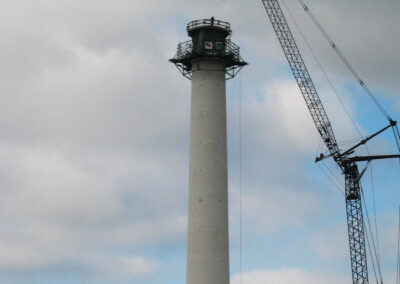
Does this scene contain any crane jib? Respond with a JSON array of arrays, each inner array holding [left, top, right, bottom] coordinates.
[[261, 0, 369, 283], [262, 0, 340, 160]]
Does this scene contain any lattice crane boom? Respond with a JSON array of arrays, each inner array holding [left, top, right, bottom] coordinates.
[[261, 1, 400, 283], [261, 0, 341, 164]]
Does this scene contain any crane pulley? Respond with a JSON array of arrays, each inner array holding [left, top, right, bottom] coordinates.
[[261, 1, 400, 283]]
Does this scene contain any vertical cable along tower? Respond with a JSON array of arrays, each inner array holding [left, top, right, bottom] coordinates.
[[170, 17, 247, 284]]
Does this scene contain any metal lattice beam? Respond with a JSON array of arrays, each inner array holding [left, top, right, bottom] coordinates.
[[345, 165, 369, 283], [261, 1, 369, 283], [262, 0, 341, 163]]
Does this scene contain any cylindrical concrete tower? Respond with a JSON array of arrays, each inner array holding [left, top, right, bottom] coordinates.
[[170, 18, 247, 284]]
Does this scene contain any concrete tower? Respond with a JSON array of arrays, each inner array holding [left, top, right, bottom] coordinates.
[[170, 18, 247, 284]]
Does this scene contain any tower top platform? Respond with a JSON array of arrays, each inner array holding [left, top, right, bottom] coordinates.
[[169, 17, 247, 80], [186, 18, 231, 37]]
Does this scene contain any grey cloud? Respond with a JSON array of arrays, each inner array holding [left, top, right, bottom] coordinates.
[[0, 0, 398, 282]]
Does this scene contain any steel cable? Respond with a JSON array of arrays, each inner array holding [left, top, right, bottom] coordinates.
[[297, 0, 392, 122], [364, 220, 379, 284], [284, 2, 384, 276], [289, 1, 387, 279], [317, 162, 345, 196], [396, 207, 400, 284], [369, 164, 382, 280], [362, 189, 383, 283], [393, 126, 400, 153], [281, 0, 363, 140], [238, 73, 243, 284]]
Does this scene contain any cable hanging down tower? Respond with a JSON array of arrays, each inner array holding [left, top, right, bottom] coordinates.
[[261, 1, 400, 283]]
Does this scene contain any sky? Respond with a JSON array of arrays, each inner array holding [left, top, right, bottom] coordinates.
[[0, 0, 399, 283]]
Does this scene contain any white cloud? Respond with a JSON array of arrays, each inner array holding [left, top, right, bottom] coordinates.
[[0, 0, 398, 282], [305, 224, 348, 262], [91, 255, 160, 281], [231, 268, 348, 284], [0, 141, 185, 279], [241, 187, 322, 233]]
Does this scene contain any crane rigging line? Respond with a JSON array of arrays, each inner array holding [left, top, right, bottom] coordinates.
[[315, 138, 345, 193], [317, 162, 344, 196], [397, 206, 400, 284], [362, 189, 383, 283], [296, 0, 392, 122], [280, 0, 379, 225], [280, 0, 363, 140], [365, 220, 379, 284], [262, 1, 400, 282], [338, 137, 367, 146], [369, 164, 382, 273], [282, 2, 384, 273], [394, 125, 400, 154], [393, 127, 400, 153], [297, 0, 400, 153], [238, 73, 243, 284], [289, 0, 396, 159], [286, 2, 391, 279], [321, 161, 344, 189]]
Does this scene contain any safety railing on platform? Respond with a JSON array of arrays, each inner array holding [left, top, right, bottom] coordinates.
[[173, 39, 241, 60], [187, 18, 231, 33]]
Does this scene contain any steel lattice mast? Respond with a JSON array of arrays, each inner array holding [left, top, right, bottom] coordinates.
[[261, 1, 400, 283]]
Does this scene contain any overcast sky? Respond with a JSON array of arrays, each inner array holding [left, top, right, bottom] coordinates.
[[0, 0, 399, 283]]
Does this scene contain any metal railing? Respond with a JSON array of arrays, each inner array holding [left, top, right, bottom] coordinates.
[[187, 18, 231, 33], [225, 39, 241, 62], [173, 39, 241, 61], [175, 40, 193, 58], [170, 37, 246, 80]]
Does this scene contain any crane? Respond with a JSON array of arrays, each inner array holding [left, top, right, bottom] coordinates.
[[261, 0, 400, 283]]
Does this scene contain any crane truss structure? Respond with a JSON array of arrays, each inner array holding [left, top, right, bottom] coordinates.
[[344, 163, 368, 282], [260, 1, 400, 283], [261, 0, 341, 163]]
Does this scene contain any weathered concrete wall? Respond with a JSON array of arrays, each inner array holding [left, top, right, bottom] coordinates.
[[186, 58, 229, 284]]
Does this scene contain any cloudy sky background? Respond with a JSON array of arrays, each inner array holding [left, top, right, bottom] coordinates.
[[0, 0, 399, 283]]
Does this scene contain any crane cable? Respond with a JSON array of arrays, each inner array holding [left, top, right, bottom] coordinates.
[[396, 206, 400, 284], [296, 0, 392, 122], [238, 73, 243, 284], [362, 188, 384, 283], [284, 0, 390, 278], [393, 126, 400, 153], [280, 0, 363, 141], [364, 214, 380, 284], [317, 162, 345, 196], [281, 3, 385, 273], [297, 0, 400, 279], [279, 2, 381, 228], [297, 0, 400, 156], [369, 164, 382, 275], [315, 138, 344, 194]]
